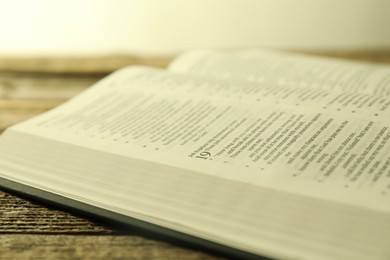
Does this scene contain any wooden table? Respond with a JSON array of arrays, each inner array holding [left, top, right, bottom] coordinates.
[[1, 51, 390, 259]]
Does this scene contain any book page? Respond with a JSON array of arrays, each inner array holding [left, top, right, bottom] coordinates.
[[4, 66, 390, 213], [169, 50, 390, 96], [2, 66, 390, 259]]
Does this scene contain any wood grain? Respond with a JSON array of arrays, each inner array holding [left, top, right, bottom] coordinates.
[[1, 50, 390, 75], [0, 55, 171, 74], [0, 191, 110, 234], [309, 50, 390, 64], [0, 189, 223, 259], [0, 235, 223, 259], [0, 72, 97, 98]]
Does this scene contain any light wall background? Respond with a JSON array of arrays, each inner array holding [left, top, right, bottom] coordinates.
[[0, 0, 389, 55]]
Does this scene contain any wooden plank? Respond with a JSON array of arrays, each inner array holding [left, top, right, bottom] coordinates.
[[0, 73, 98, 99], [0, 190, 222, 259], [0, 55, 171, 74], [0, 191, 110, 234], [1, 51, 389, 75], [309, 50, 390, 64], [0, 234, 223, 259]]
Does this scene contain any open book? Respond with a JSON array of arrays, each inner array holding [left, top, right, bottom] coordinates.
[[1, 49, 390, 260]]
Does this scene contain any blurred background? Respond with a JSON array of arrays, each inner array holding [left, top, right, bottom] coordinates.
[[0, 0, 389, 56]]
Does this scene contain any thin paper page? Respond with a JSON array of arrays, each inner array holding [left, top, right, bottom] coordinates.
[[8, 66, 390, 212], [169, 50, 390, 96]]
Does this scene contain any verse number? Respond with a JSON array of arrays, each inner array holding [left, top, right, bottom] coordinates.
[[196, 151, 211, 160]]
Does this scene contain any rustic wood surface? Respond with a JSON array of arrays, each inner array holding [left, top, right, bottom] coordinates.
[[0, 55, 170, 74], [0, 51, 390, 259]]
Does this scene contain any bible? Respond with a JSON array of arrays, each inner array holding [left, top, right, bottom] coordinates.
[[1, 49, 390, 260]]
